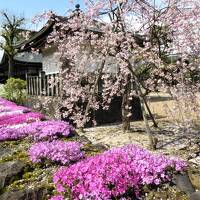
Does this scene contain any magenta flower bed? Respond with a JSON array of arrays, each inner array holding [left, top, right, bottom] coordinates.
[[0, 98, 17, 106], [29, 140, 84, 165], [0, 112, 45, 127], [52, 145, 186, 199], [20, 120, 73, 141], [49, 195, 64, 200], [0, 106, 15, 112], [0, 125, 28, 141], [0, 98, 30, 113], [0, 111, 24, 120], [0, 120, 73, 142], [0, 105, 30, 112]]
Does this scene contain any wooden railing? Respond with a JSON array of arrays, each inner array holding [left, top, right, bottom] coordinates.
[[26, 72, 61, 96]]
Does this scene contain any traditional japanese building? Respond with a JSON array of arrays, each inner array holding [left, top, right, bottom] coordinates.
[[12, 5, 143, 124], [0, 51, 42, 83]]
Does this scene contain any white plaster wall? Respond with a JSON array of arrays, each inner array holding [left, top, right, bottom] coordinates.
[[75, 53, 119, 74], [42, 47, 62, 75]]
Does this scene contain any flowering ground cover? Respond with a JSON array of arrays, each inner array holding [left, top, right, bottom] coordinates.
[[20, 120, 73, 141], [0, 99, 30, 113], [0, 112, 45, 127], [29, 140, 84, 165], [0, 110, 24, 117], [52, 145, 187, 200], [0, 97, 44, 127], [0, 97, 17, 107], [0, 98, 192, 200], [0, 125, 27, 141], [0, 119, 72, 142]]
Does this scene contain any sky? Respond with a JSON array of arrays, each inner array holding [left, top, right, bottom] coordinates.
[[0, 0, 163, 29], [0, 0, 84, 18], [0, 0, 163, 59], [0, 0, 85, 59], [0, 0, 84, 28]]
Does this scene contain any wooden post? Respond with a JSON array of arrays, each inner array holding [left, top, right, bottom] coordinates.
[[33, 77, 36, 95], [36, 76, 39, 95], [55, 74, 59, 96], [39, 71, 45, 96], [31, 77, 34, 96], [43, 73, 47, 96], [25, 73, 29, 95], [39, 72, 42, 96], [47, 75, 50, 96], [50, 74, 54, 96]]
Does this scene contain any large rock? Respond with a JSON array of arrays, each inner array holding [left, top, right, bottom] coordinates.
[[189, 191, 200, 200], [0, 161, 26, 189], [73, 135, 92, 145], [93, 143, 109, 151], [189, 156, 200, 166], [190, 173, 200, 190], [0, 187, 48, 200], [175, 173, 195, 194], [0, 147, 12, 160]]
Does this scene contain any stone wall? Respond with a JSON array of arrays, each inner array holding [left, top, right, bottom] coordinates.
[[25, 95, 143, 126]]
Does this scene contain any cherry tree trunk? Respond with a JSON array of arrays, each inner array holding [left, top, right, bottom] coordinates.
[[8, 56, 14, 78], [140, 97, 155, 150], [121, 81, 131, 132], [126, 63, 156, 150], [136, 84, 156, 150], [80, 59, 106, 132]]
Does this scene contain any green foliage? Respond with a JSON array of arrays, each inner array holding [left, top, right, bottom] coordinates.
[[0, 12, 25, 56], [0, 84, 5, 96], [2, 78, 27, 104]]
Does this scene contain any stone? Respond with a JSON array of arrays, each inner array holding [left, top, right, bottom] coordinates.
[[189, 153, 198, 159], [190, 173, 200, 190], [189, 156, 200, 166], [177, 144, 188, 151], [175, 173, 195, 194], [73, 135, 92, 145], [0, 187, 48, 200], [0, 161, 26, 189], [189, 191, 200, 200], [22, 109, 31, 113], [93, 143, 109, 151], [0, 147, 12, 160]]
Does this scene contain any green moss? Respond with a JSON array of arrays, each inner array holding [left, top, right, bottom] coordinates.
[[83, 143, 105, 156], [4, 165, 56, 194], [0, 151, 29, 164], [143, 185, 189, 200], [0, 139, 56, 196], [0, 139, 32, 164], [188, 165, 200, 190]]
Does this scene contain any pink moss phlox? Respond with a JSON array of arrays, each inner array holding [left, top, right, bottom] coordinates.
[[29, 140, 84, 165], [20, 120, 73, 141], [0, 112, 45, 127], [0, 98, 31, 113], [52, 145, 187, 199], [49, 195, 64, 200], [0, 98, 17, 106], [0, 126, 27, 141]]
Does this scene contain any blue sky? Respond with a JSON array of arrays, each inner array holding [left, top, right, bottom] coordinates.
[[0, 0, 163, 58], [0, 0, 84, 58], [0, 0, 84, 28], [0, 0, 164, 29], [0, 0, 84, 16]]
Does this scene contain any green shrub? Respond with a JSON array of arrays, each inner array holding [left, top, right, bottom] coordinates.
[[0, 84, 5, 96], [2, 78, 27, 104]]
